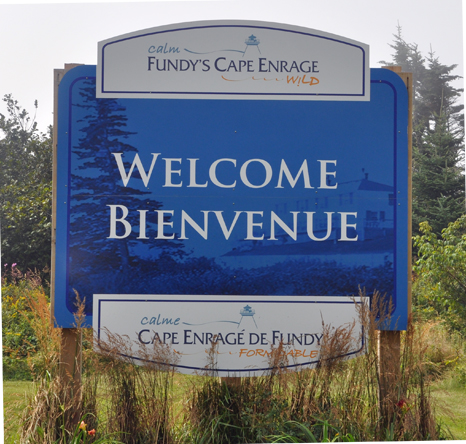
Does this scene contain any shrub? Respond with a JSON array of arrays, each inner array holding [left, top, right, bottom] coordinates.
[[1, 265, 45, 380], [413, 216, 466, 334]]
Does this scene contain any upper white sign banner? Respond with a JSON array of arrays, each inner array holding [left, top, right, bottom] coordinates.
[[97, 20, 369, 101]]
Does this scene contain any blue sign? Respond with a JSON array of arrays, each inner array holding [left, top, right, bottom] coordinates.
[[55, 65, 408, 332]]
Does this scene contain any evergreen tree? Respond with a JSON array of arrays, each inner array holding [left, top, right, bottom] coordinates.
[[381, 24, 426, 111], [412, 115, 464, 234], [381, 27, 464, 236], [416, 50, 464, 135]]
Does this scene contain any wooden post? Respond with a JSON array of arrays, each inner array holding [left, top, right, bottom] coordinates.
[[59, 328, 83, 422], [378, 330, 401, 408], [52, 63, 84, 424], [377, 66, 413, 411], [221, 376, 242, 388]]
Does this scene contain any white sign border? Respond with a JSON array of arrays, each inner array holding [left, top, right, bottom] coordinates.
[[93, 294, 368, 375], [97, 20, 370, 101]]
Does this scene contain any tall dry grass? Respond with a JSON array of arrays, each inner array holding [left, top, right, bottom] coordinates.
[[95, 330, 180, 444], [15, 281, 448, 443], [186, 291, 443, 443], [19, 288, 88, 443]]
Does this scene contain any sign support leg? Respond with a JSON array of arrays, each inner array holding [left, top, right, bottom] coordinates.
[[377, 65, 413, 423], [221, 376, 242, 388], [378, 330, 401, 409], [52, 63, 85, 426], [60, 328, 83, 424]]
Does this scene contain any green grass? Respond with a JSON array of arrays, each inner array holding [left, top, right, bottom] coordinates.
[[3, 380, 34, 444], [2, 372, 193, 444], [431, 377, 466, 440], [4, 374, 466, 442]]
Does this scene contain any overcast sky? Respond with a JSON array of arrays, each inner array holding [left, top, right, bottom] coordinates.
[[0, 0, 464, 134]]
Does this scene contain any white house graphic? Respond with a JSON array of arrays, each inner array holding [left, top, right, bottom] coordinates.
[[222, 173, 394, 268]]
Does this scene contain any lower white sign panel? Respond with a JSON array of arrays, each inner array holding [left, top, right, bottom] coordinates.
[[93, 295, 367, 375]]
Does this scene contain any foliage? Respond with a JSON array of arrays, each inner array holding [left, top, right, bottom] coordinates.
[[17, 287, 109, 444], [2, 275, 457, 442], [2, 265, 61, 381], [96, 333, 179, 444], [3, 355, 32, 381], [7, 274, 178, 444], [412, 116, 465, 234], [415, 48, 464, 137], [55, 415, 124, 444], [0, 94, 53, 274], [413, 215, 466, 332], [186, 374, 290, 443], [420, 320, 466, 379], [267, 419, 356, 442], [381, 25, 463, 143], [184, 294, 442, 443], [1, 265, 43, 380], [381, 26, 464, 236], [4, 27, 466, 443]]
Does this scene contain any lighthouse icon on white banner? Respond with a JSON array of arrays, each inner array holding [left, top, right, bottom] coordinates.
[[243, 34, 261, 56], [238, 305, 258, 328]]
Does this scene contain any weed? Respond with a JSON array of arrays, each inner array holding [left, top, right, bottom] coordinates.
[[6, 278, 455, 442], [95, 330, 179, 444], [183, 290, 445, 442]]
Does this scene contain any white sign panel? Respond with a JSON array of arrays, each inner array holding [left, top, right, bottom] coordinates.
[[97, 20, 369, 101], [93, 295, 367, 375]]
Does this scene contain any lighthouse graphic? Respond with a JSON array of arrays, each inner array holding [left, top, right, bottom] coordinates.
[[238, 305, 258, 328], [243, 34, 261, 56]]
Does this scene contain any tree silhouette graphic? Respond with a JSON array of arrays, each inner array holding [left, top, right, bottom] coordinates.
[[67, 78, 183, 314]]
